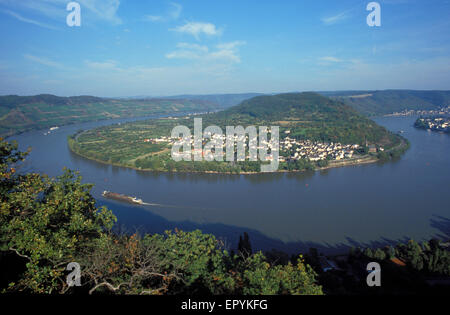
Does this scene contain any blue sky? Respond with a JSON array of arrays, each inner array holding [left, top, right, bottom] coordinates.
[[0, 0, 449, 97]]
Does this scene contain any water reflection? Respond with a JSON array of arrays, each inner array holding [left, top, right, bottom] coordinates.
[[106, 199, 449, 255], [69, 148, 110, 172], [135, 169, 317, 184]]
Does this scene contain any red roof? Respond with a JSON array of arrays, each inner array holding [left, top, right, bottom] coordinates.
[[390, 258, 406, 266]]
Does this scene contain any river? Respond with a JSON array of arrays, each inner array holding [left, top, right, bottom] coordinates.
[[9, 115, 450, 254]]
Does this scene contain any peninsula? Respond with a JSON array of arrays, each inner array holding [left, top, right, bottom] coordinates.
[[68, 93, 408, 174]]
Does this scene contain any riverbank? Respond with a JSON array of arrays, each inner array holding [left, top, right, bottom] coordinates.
[[68, 121, 409, 175], [316, 155, 378, 171], [68, 139, 382, 175], [4, 110, 212, 141]]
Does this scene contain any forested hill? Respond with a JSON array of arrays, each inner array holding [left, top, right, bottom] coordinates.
[[223, 92, 349, 120], [0, 94, 219, 138], [163, 93, 264, 109], [0, 94, 105, 108], [208, 92, 401, 147], [322, 90, 450, 116]]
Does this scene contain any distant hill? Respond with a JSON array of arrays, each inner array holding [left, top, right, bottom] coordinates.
[[163, 93, 264, 109], [0, 94, 105, 108], [320, 90, 450, 116], [164, 90, 450, 116], [3, 90, 449, 138], [208, 92, 400, 147], [0, 95, 220, 138]]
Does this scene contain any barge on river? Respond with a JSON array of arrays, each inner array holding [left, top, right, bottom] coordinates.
[[102, 191, 144, 205]]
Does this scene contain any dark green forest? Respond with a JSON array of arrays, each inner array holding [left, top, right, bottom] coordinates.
[[212, 92, 401, 145]]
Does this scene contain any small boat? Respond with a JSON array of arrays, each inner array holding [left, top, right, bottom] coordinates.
[[102, 191, 144, 205]]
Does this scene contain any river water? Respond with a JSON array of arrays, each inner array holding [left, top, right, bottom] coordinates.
[[9, 116, 450, 254]]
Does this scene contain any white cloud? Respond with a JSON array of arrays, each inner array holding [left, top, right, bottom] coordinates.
[[144, 2, 182, 23], [165, 42, 209, 59], [23, 54, 65, 69], [0, 0, 122, 26], [2, 9, 59, 30], [168, 2, 182, 20], [85, 60, 119, 70], [166, 41, 245, 63], [210, 41, 246, 63], [0, 0, 65, 20], [144, 15, 164, 22], [319, 56, 343, 63], [316, 56, 362, 67], [177, 42, 209, 52], [321, 11, 351, 25], [166, 50, 203, 60], [171, 22, 221, 40], [209, 50, 241, 63], [78, 0, 122, 24], [216, 41, 246, 50]]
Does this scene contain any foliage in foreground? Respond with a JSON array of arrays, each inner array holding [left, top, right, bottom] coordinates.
[[0, 138, 322, 295], [360, 239, 450, 276]]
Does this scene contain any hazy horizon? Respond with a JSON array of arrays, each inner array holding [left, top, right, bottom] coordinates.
[[3, 88, 450, 99]]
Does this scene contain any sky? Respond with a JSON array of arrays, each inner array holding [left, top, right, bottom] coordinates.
[[0, 0, 449, 97]]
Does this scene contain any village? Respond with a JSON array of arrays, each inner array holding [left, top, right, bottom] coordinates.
[[416, 117, 450, 132], [387, 106, 450, 117], [279, 137, 363, 162], [143, 129, 379, 163]]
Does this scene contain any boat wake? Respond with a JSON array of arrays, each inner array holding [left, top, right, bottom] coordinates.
[[102, 191, 213, 211], [141, 202, 214, 211]]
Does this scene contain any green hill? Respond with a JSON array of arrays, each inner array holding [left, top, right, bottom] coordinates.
[[208, 92, 400, 147], [3, 90, 450, 138], [0, 94, 104, 108], [163, 93, 264, 109], [0, 95, 220, 138], [322, 90, 450, 116]]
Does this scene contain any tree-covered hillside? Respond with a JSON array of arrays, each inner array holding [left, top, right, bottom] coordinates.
[[0, 95, 220, 138], [210, 92, 400, 147], [323, 90, 450, 116], [163, 93, 264, 109], [3, 90, 450, 138]]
